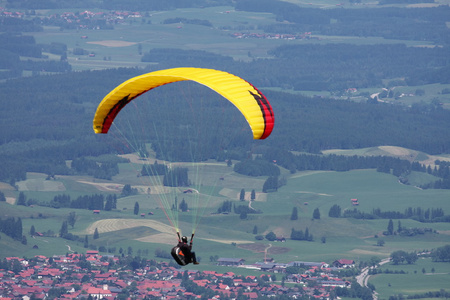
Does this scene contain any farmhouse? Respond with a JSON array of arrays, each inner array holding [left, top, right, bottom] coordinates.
[[87, 286, 112, 299], [217, 258, 245, 266], [254, 262, 287, 273], [319, 280, 350, 288], [333, 259, 355, 268], [288, 261, 328, 269]]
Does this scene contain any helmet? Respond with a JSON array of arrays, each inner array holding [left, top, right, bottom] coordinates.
[[182, 236, 188, 243]]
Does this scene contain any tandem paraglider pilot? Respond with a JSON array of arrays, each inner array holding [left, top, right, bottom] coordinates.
[[171, 233, 199, 266]]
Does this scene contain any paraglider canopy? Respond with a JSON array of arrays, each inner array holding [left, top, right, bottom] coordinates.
[[93, 67, 274, 140], [92, 67, 275, 239]]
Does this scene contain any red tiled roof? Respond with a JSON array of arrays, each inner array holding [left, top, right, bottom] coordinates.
[[337, 259, 354, 265]]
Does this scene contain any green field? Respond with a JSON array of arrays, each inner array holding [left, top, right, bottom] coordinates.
[[29, 6, 438, 70], [370, 257, 450, 300], [1, 3, 450, 297], [3, 159, 450, 265]]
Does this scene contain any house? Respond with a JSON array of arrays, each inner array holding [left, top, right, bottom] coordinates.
[[276, 236, 286, 242], [87, 286, 112, 299], [351, 199, 359, 206], [217, 258, 245, 266], [93, 210, 100, 214], [287, 261, 328, 269], [332, 259, 355, 268]]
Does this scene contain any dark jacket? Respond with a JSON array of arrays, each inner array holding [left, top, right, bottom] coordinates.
[[177, 241, 193, 262]]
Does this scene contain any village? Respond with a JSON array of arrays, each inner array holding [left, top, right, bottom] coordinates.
[[0, 7, 144, 29], [0, 250, 359, 299]]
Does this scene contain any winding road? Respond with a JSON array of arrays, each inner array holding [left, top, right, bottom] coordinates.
[[356, 258, 390, 300]]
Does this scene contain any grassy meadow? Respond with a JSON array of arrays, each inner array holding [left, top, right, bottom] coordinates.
[[2, 156, 450, 266], [370, 257, 450, 300], [1, 3, 449, 297], [29, 5, 438, 71], [2, 147, 450, 298]]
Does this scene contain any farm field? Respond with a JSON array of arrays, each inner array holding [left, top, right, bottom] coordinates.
[[3, 149, 450, 273], [1, 2, 449, 297], [30, 6, 437, 71], [281, 0, 450, 7], [370, 257, 450, 299]]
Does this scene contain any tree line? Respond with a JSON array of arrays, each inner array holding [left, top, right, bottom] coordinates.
[[0, 31, 71, 79], [432, 244, 450, 262], [328, 204, 450, 223], [33, 193, 118, 210], [237, 0, 450, 44], [261, 147, 450, 189], [1, 48, 450, 185], [0, 217, 24, 243]]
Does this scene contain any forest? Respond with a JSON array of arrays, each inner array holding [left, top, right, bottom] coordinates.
[[0, 0, 449, 190], [237, 0, 450, 44], [1, 66, 450, 185]]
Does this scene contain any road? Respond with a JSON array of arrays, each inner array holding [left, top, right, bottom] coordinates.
[[356, 258, 390, 300]]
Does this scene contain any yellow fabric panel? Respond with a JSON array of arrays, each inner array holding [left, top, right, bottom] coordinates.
[[93, 67, 272, 139]]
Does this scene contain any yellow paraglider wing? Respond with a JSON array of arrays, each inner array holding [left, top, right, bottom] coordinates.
[[93, 67, 274, 139]]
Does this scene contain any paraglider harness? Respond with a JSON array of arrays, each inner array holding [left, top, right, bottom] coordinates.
[[171, 232, 195, 266]]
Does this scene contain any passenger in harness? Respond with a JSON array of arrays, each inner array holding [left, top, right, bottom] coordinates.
[[171, 233, 199, 266]]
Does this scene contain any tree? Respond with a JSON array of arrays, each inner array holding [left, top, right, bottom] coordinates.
[[369, 256, 381, 267], [122, 184, 138, 197], [313, 208, 320, 220], [17, 192, 26, 206], [291, 228, 304, 241], [179, 198, 188, 212], [387, 219, 394, 235], [265, 231, 276, 241], [67, 212, 76, 228], [415, 88, 425, 96], [251, 189, 256, 201], [328, 204, 341, 218], [377, 239, 385, 247], [240, 189, 245, 201], [262, 176, 278, 193], [30, 225, 36, 236], [290, 207, 298, 220], [0, 191, 6, 202], [390, 250, 417, 264], [252, 225, 258, 234], [84, 235, 89, 248], [93, 228, 99, 240], [134, 202, 139, 215], [59, 221, 68, 238]]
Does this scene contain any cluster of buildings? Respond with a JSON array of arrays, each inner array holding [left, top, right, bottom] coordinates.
[[0, 7, 144, 28], [49, 10, 143, 25], [231, 32, 316, 41], [0, 251, 356, 299]]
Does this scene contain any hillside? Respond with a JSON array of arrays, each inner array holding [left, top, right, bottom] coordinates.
[[323, 146, 450, 168], [1, 2, 450, 298], [2, 148, 450, 261]]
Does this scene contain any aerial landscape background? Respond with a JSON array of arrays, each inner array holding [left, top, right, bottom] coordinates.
[[0, 0, 450, 299]]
